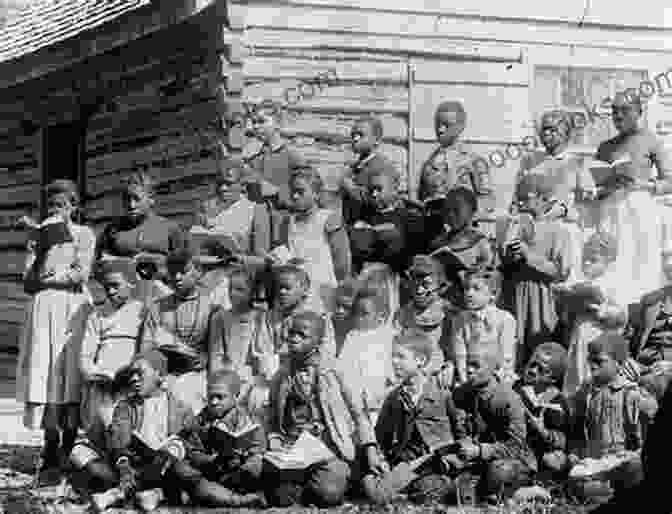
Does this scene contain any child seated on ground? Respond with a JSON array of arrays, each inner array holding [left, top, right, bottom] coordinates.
[[83, 351, 243, 512], [268, 261, 336, 368], [362, 332, 463, 505], [208, 266, 275, 425], [513, 343, 570, 480], [264, 311, 378, 508], [79, 258, 144, 433], [394, 255, 454, 375], [139, 247, 222, 415], [451, 269, 517, 385], [179, 369, 268, 507], [452, 346, 537, 503], [427, 187, 494, 275], [555, 232, 627, 395], [337, 286, 397, 425], [568, 334, 658, 504]]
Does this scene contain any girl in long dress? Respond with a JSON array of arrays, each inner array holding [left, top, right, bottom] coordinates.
[[592, 93, 672, 306], [15, 180, 96, 477]]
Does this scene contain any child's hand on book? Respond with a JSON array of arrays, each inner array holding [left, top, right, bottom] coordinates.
[[366, 446, 389, 476]]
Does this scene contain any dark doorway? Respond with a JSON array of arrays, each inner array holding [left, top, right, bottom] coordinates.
[[40, 121, 86, 220]]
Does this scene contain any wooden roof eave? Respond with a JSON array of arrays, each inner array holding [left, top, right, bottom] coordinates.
[[0, 0, 221, 93]]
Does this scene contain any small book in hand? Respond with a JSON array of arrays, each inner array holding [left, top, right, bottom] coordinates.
[[34, 217, 73, 250], [210, 420, 261, 454]]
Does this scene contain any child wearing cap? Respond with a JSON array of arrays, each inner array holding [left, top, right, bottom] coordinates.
[[555, 232, 627, 395], [362, 332, 464, 505], [452, 345, 537, 503], [342, 116, 402, 226], [498, 173, 576, 370], [513, 342, 571, 480], [337, 286, 397, 425], [394, 255, 455, 376], [568, 334, 657, 504], [450, 269, 517, 385]]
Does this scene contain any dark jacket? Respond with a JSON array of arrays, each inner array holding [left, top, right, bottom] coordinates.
[[268, 357, 375, 462], [350, 198, 425, 274], [453, 378, 537, 471], [181, 405, 266, 479], [375, 376, 464, 465]]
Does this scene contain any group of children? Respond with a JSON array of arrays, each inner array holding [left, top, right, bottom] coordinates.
[[16, 97, 672, 512]]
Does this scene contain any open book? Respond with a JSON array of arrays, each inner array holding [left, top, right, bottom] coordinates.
[[263, 431, 335, 471], [210, 420, 261, 450]]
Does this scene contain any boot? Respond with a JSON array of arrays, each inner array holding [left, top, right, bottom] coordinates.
[[194, 479, 268, 508]]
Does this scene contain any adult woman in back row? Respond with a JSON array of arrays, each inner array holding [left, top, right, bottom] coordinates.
[[591, 92, 672, 306], [95, 171, 188, 303]]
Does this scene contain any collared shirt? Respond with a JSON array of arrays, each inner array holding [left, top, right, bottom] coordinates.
[[451, 305, 517, 384]]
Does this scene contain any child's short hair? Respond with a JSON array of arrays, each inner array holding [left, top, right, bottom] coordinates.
[[393, 331, 435, 365], [435, 100, 467, 125], [445, 186, 478, 214], [290, 166, 323, 193], [291, 310, 326, 341], [272, 260, 311, 289], [355, 116, 384, 140], [353, 285, 389, 320], [583, 232, 619, 264], [460, 268, 500, 297], [532, 342, 568, 384], [515, 172, 556, 200], [94, 257, 138, 285], [209, 369, 243, 395], [132, 349, 168, 376], [408, 255, 446, 283], [587, 333, 630, 364]]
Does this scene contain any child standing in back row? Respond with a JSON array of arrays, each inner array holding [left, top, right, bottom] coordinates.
[[274, 167, 350, 312]]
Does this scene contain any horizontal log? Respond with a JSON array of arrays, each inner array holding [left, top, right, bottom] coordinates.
[[1, 250, 27, 277], [246, 81, 408, 105], [244, 56, 408, 84], [0, 167, 40, 189], [0, 183, 40, 207], [0, 301, 27, 326], [411, 59, 529, 86], [280, 112, 408, 141], [0, 323, 21, 354], [0, 280, 27, 302], [0, 229, 29, 249]]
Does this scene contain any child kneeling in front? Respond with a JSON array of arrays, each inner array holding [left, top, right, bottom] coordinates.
[[81, 351, 258, 512], [263, 311, 378, 507], [452, 346, 537, 503], [362, 332, 463, 505]]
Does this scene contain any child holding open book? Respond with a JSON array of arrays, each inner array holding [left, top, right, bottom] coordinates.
[[264, 311, 379, 508]]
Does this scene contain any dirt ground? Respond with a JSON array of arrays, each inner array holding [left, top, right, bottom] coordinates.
[[0, 444, 591, 514]]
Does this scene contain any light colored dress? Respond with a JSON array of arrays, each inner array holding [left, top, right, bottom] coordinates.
[[79, 299, 145, 430], [287, 208, 338, 312], [337, 323, 397, 425], [592, 129, 672, 305], [16, 222, 96, 429]]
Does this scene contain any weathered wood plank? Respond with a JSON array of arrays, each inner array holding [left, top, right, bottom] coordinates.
[[0, 229, 29, 249], [411, 59, 529, 86], [0, 300, 27, 325], [281, 112, 408, 142], [0, 183, 40, 207], [412, 84, 530, 143], [244, 56, 407, 84], [1, 250, 27, 277], [0, 280, 28, 302], [0, 322, 21, 354], [0, 167, 39, 189]]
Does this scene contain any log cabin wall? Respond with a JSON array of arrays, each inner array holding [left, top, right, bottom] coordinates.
[[0, 2, 227, 393]]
